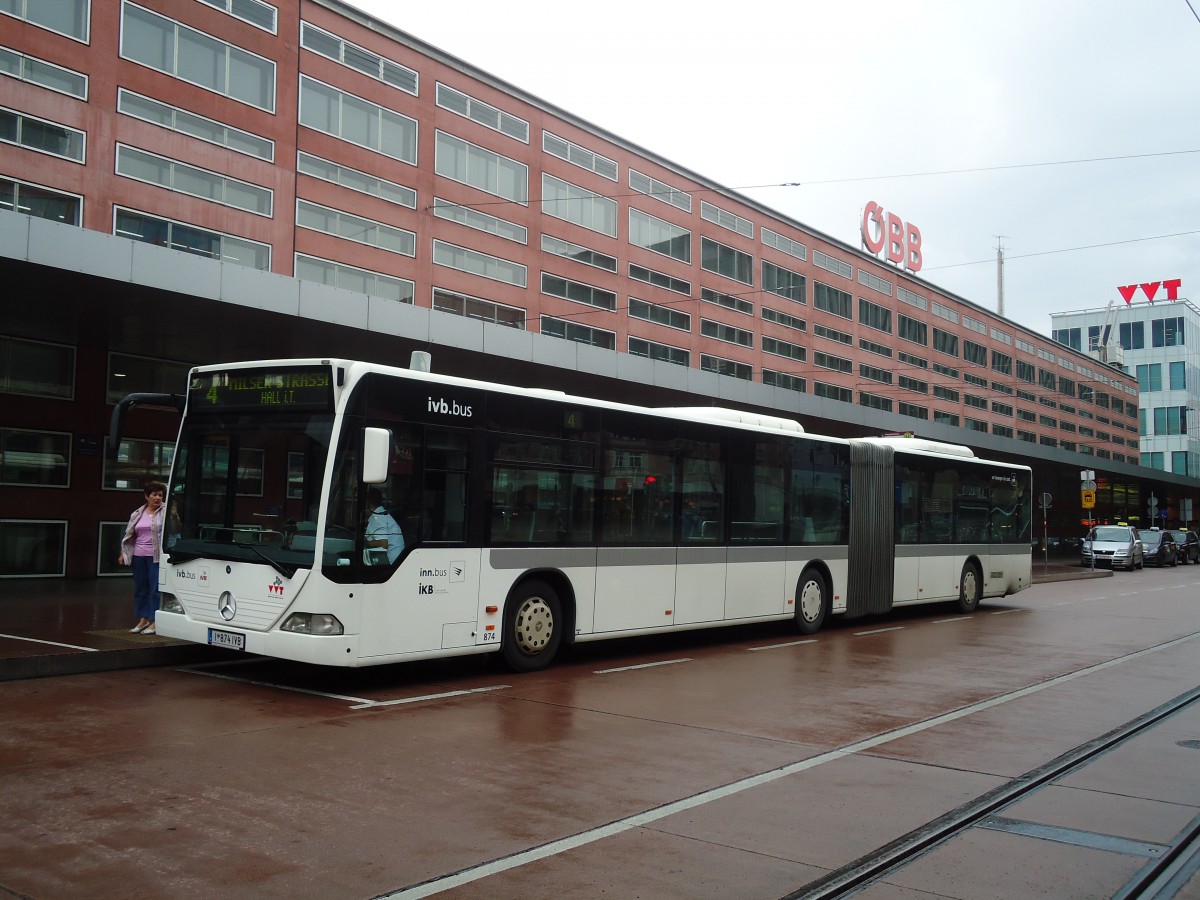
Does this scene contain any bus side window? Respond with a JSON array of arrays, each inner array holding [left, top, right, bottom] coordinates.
[[421, 429, 469, 542]]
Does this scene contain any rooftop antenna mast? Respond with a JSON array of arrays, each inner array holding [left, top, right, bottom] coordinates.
[[995, 235, 1007, 317]]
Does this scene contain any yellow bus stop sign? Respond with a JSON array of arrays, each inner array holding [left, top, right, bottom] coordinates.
[[1081, 489, 1096, 509]]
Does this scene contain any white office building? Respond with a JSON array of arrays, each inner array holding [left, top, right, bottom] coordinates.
[[1052, 300, 1200, 486]]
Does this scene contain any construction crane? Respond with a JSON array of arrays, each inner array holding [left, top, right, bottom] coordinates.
[[1091, 298, 1125, 367]]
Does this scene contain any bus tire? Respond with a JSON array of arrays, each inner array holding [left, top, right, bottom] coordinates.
[[957, 561, 982, 613], [795, 569, 829, 635], [502, 580, 562, 672]]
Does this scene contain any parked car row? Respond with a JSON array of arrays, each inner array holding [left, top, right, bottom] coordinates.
[[1080, 525, 1200, 569]]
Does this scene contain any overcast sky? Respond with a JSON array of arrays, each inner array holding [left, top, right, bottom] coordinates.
[[351, 0, 1200, 338]]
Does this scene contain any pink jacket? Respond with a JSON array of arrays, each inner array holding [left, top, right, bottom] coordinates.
[[120, 503, 165, 564]]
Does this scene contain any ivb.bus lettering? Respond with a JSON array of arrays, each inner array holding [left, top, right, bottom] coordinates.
[[427, 396, 472, 418]]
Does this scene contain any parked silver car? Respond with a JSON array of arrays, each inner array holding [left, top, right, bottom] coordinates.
[[1081, 524, 1143, 570]]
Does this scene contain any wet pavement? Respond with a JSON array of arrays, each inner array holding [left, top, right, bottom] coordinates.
[[0, 560, 1105, 682]]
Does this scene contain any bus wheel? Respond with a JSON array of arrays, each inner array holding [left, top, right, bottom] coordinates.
[[957, 562, 982, 613], [502, 580, 562, 672], [795, 569, 829, 635]]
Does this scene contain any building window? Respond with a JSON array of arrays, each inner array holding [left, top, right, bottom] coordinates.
[[966, 418, 988, 433], [899, 351, 927, 369], [701, 237, 753, 286], [433, 289, 525, 328], [0, 106, 84, 162], [762, 228, 806, 261], [434, 240, 527, 287], [702, 355, 753, 381], [1136, 363, 1162, 392], [0, 520, 66, 577], [115, 144, 271, 215], [813, 250, 852, 279], [542, 173, 616, 236], [542, 235, 616, 272], [301, 76, 417, 164], [814, 324, 852, 346], [97, 522, 131, 576], [540, 272, 614, 310], [628, 337, 689, 367], [701, 319, 753, 348], [436, 82, 528, 141], [0, 336, 74, 399], [814, 381, 853, 402], [543, 131, 617, 180], [0, 45, 87, 97], [298, 152, 416, 208], [963, 340, 988, 367], [1119, 321, 1144, 350], [763, 369, 806, 393], [859, 364, 892, 385], [813, 351, 852, 374], [1170, 360, 1186, 390], [433, 198, 526, 244], [301, 22, 416, 93], [898, 401, 929, 420], [295, 254, 414, 303], [897, 315, 927, 346], [104, 438, 173, 490], [629, 263, 689, 296], [1172, 450, 1189, 476], [540, 316, 615, 349], [899, 375, 928, 394], [299, 200, 417, 255], [859, 298, 892, 333], [115, 208, 270, 269], [763, 307, 806, 333], [1152, 316, 1185, 348], [121, 2, 275, 111], [629, 298, 690, 332], [629, 169, 691, 212], [1016, 360, 1036, 383], [813, 282, 852, 319], [896, 286, 927, 311], [963, 315, 987, 335], [118, 89, 273, 161], [107, 352, 191, 404], [2, 0, 88, 40], [991, 351, 1013, 376], [934, 411, 960, 427], [199, 0, 277, 32], [629, 208, 690, 262], [1, 177, 81, 225], [857, 270, 892, 296], [859, 391, 892, 411], [763, 337, 805, 362], [762, 261, 805, 304], [1, 428, 70, 487], [1153, 406, 1188, 436], [700, 200, 753, 237], [931, 301, 958, 324], [701, 287, 753, 316]]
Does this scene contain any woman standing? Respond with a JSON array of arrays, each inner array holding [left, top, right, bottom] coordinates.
[[119, 480, 166, 635]]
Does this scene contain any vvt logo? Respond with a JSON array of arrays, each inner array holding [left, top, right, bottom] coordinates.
[[268, 575, 284, 596], [427, 396, 473, 418]]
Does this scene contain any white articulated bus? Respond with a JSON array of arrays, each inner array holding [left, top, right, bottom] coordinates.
[[137, 358, 1032, 671]]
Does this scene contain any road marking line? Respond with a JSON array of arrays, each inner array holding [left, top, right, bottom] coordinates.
[[0, 633, 99, 652], [990, 608, 1029, 615], [382, 631, 1200, 900], [179, 666, 374, 704], [594, 658, 691, 674], [748, 639, 818, 651], [349, 685, 510, 709], [932, 616, 974, 624], [854, 626, 904, 636]]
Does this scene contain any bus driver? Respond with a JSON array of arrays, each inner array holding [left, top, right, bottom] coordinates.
[[365, 487, 404, 564]]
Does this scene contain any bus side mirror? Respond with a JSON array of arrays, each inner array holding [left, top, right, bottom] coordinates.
[[362, 427, 390, 484]]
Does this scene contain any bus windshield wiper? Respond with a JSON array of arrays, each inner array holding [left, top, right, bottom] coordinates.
[[234, 542, 297, 579]]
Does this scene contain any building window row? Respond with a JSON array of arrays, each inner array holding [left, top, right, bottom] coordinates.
[[199, 0, 277, 33], [1, 177, 81, 225], [122, 2, 275, 111], [543, 131, 617, 181], [2, 0, 89, 41], [116, 207, 270, 269], [0, 44, 87, 98], [116, 144, 271, 215], [437, 82, 528, 142], [118, 89, 273, 161], [0, 105, 84, 162], [302, 76, 417, 164], [301, 22, 416, 94]]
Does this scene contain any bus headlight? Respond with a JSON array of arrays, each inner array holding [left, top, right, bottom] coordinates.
[[160, 593, 184, 614], [280, 613, 344, 635]]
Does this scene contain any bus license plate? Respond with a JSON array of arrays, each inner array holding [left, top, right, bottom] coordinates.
[[207, 628, 245, 651]]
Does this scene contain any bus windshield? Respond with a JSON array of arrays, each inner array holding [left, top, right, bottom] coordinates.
[[163, 413, 335, 576]]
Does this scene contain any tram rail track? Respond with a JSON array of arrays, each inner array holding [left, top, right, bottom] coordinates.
[[785, 685, 1200, 899]]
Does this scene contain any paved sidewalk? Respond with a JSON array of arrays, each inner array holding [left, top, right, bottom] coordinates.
[[0, 559, 1106, 681], [0, 577, 217, 681]]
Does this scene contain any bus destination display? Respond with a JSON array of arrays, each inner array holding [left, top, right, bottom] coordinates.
[[190, 366, 333, 412]]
